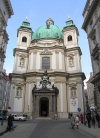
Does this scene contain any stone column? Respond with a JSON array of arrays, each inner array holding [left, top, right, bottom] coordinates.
[[54, 95, 56, 114], [33, 95, 36, 115], [36, 95, 39, 117], [49, 95, 52, 117]]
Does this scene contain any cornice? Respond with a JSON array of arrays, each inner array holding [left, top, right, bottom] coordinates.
[[82, 0, 99, 30], [4, 0, 14, 17], [9, 71, 69, 80], [9, 71, 86, 81], [69, 72, 86, 81], [91, 72, 100, 84], [91, 45, 100, 59], [65, 47, 82, 55], [62, 26, 79, 36], [82, 0, 91, 16], [13, 48, 28, 56], [28, 45, 65, 51]]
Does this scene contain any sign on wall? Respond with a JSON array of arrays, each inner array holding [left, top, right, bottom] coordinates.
[[70, 98, 78, 112]]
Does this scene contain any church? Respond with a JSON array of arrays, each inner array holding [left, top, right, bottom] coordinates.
[[9, 18, 85, 119]]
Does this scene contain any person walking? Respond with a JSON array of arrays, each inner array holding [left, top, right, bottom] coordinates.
[[91, 111, 96, 128], [7, 114, 13, 131], [86, 112, 91, 128], [70, 114, 75, 129], [96, 112, 100, 128], [80, 114, 83, 124], [75, 115, 80, 129]]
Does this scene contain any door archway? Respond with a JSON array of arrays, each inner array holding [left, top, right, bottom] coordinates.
[[39, 97, 49, 117]]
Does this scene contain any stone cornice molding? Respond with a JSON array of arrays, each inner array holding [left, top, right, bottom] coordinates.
[[4, 0, 14, 17], [17, 28, 33, 37], [62, 26, 79, 36], [69, 72, 86, 81], [28, 45, 65, 51], [10, 71, 86, 81], [82, 0, 99, 30], [13, 48, 28, 56], [65, 47, 82, 55], [91, 45, 100, 59], [91, 72, 100, 84]]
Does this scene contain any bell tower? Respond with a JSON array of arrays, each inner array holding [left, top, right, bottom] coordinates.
[[62, 18, 79, 49], [13, 18, 33, 73], [17, 18, 33, 49], [63, 18, 82, 73]]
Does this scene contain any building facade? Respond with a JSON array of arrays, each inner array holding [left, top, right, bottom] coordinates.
[[82, 0, 100, 114], [0, 0, 13, 113], [9, 18, 85, 119], [0, 70, 11, 115], [86, 72, 94, 108]]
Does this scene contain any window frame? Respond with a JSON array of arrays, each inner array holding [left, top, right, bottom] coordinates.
[[22, 36, 27, 43], [42, 56, 50, 70], [68, 35, 72, 41]]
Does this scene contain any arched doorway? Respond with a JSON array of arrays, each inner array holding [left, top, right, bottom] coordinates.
[[39, 97, 49, 117]]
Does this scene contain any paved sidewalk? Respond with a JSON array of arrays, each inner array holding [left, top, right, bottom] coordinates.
[[0, 120, 7, 134], [80, 124, 100, 138], [0, 122, 37, 138]]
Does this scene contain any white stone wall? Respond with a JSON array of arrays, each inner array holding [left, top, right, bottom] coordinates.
[[17, 31, 32, 49], [63, 29, 78, 48]]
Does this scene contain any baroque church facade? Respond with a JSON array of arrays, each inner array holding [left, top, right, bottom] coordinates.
[[9, 18, 85, 118]]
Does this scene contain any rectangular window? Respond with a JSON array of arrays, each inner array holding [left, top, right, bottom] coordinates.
[[42, 57, 50, 69]]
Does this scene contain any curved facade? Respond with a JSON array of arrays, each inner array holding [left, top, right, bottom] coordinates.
[[9, 18, 85, 119]]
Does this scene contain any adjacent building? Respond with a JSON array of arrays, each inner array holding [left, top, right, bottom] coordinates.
[[86, 72, 94, 108], [82, 0, 100, 114], [0, 0, 13, 113], [0, 70, 11, 114], [9, 18, 85, 119]]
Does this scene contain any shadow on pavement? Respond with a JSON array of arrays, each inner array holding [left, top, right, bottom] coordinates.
[[0, 130, 8, 136], [0, 125, 17, 136]]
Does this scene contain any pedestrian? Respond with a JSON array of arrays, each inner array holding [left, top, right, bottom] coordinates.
[[80, 114, 83, 124], [86, 112, 91, 128], [7, 114, 13, 131], [54, 114, 58, 120], [91, 110, 96, 128], [75, 115, 80, 129], [11, 115, 14, 130], [70, 114, 75, 129], [95, 112, 100, 128]]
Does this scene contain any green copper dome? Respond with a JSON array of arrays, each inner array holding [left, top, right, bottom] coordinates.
[[32, 19, 63, 41], [64, 18, 75, 29], [19, 18, 32, 30]]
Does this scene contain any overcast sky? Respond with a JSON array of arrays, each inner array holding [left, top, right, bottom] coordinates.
[[4, 0, 92, 84]]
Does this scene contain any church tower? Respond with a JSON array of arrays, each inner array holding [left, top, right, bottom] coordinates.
[[13, 19, 33, 73], [62, 18, 82, 74]]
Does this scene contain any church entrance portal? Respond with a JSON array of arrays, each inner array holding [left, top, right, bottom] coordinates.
[[40, 97, 49, 117], [32, 70, 59, 118]]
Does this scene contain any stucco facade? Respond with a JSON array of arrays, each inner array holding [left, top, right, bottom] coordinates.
[[82, 0, 100, 114], [0, 0, 13, 112], [9, 18, 85, 119]]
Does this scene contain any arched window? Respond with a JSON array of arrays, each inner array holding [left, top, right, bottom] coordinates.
[[22, 36, 27, 42], [71, 88, 76, 98], [16, 87, 22, 97], [20, 58, 24, 66], [68, 35, 72, 41], [69, 57, 74, 67]]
